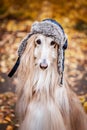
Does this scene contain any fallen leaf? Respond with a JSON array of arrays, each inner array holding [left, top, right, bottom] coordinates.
[[79, 96, 85, 104], [5, 116, 11, 122], [83, 102, 87, 113], [6, 125, 13, 130]]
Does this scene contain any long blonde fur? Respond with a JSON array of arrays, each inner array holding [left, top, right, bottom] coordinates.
[[16, 34, 87, 130]]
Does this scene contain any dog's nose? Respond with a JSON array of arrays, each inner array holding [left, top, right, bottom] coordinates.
[[40, 63, 48, 69], [40, 59, 48, 70]]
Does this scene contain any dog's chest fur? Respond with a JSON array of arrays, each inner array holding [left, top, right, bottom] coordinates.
[[19, 67, 70, 130]]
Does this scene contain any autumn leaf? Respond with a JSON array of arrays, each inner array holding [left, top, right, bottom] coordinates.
[[83, 102, 87, 113], [6, 125, 13, 130]]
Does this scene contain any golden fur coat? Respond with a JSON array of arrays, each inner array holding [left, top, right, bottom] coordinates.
[[16, 35, 87, 130]]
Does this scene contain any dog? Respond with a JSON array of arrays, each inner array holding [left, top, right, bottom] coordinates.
[[8, 19, 87, 130]]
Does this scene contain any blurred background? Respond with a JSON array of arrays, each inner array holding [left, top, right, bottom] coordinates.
[[0, 0, 87, 130]]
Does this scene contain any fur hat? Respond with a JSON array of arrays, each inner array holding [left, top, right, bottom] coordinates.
[[8, 19, 68, 85]]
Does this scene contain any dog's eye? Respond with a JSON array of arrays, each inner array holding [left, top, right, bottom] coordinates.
[[50, 41, 56, 46], [36, 39, 41, 45]]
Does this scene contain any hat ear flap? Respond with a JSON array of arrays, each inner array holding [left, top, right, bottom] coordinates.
[[62, 39, 68, 72], [62, 37, 68, 73], [8, 33, 33, 77], [58, 37, 68, 85], [18, 32, 33, 57]]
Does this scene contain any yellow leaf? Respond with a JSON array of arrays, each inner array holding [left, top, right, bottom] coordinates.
[[5, 116, 11, 122], [6, 125, 13, 130], [83, 102, 87, 113], [3, 120, 8, 124], [79, 96, 85, 104]]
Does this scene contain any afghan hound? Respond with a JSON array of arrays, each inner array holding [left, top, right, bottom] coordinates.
[[8, 19, 87, 130]]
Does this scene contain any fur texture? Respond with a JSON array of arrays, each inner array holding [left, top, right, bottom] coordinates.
[[16, 34, 87, 130]]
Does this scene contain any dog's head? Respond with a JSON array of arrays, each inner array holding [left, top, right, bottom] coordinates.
[[8, 19, 68, 85]]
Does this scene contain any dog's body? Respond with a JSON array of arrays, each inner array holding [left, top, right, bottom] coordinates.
[[16, 34, 87, 130]]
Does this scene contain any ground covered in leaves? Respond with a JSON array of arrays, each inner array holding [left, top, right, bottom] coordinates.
[[0, 1, 87, 130]]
